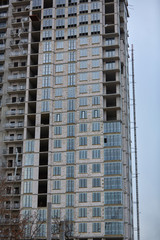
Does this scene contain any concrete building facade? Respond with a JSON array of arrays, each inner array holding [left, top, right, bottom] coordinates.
[[0, 0, 133, 239]]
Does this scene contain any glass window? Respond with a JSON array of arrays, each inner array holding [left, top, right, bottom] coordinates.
[[24, 168, 33, 179], [79, 123, 87, 132], [54, 126, 62, 135], [92, 96, 100, 105], [79, 164, 87, 174], [43, 8, 52, 18], [92, 47, 100, 56], [80, 85, 87, 93], [52, 209, 60, 219], [68, 99, 75, 111], [79, 137, 87, 146], [92, 136, 100, 145], [66, 194, 74, 207], [55, 100, 62, 109], [52, 194, 61, 204], [91, 13, 100, 22], [104, 122, 121, 133], [56, 52, 63, 61], [92, 71, 100, 80], [92, 223, 101, 232], [43, 19, 52, 29], [92, 149, 101, 159], [92, 163, 101, 173], [55, 113, 62, 122], [24, 181, 32, 193], [66, 208, 74, 221], [79, 150, 87, 159], [54, 139, 62, 148], [104, 134, 121, 147], [79, 72, 87, 81], [56, 8, 65, 17], [67, 112, 75, 123], [53, 180, 61, 190], [68, 63, 76, 73], [68, 75, 76, 86], [67, 125, 75, 137], [104, 148, 122, 161], [79, 25, 88, 35], [66, 180, 74, 192], [91, 2, 100, 11], [92, 109, 100, 118], [92, 122, 100, 131], [68, 51, 76, 62], [79, 4, 88, 13], [92, 207, 101, 217], [92, 84, 100, 92], [68, 17, 77, 27], [92, 35, 100, 44], [80, 49, 87, 57], [79, 223, 87, 233], [104, 177, 122, 190], [92, 192, 101, 202], [53, 166, 61, 176], [79, 179, 87, 188], [104, 192, 123, 205], [41, 101, 50, 112], [92, 178, 101, 187], [54, 153, 61, 162], [66, 152, 75, 164], [67, 139, 75, 150], [92, 59, 100, 68], [43, 42, 52, 52], [80, 60, 88, 69], [79, 208, 87, 217], [56, 19, 65, 28], [42, 88, 51, 99], [105, 222, 123, 235], [79, 193, 87, 203], [91, 24, 100, 33], [104, 163, 122, 175], [69, 39, 76, 50], [68, 87, 75, 98], [55, 88, 62, 97], [79, 14, 88, 24], [105, 38, 115, 46], [68, 6, 77, 16], [55, 64, 63, 73], [104, 207, 123, 220], [23, 195, 32, 207], [43, 64, 51, 75], [66, 166, 74, 178], [56, 41, 64, 49], [79, 97, 87, 106], [80, 37, 88, 45], [43, 30, 52, 40], [106, 62, 115, 70], [42, 76, 51, 87], [80, 111, 87, 119], [68, 28, 77, 37]]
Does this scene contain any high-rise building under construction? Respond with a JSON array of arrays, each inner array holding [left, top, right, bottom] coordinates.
[[0, 0, 133, 239]]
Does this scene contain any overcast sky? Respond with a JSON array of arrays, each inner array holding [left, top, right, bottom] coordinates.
[[128, 0, 160, 239]]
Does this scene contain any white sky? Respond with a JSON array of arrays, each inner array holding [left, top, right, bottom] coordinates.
[[128, 0, 160, 239]]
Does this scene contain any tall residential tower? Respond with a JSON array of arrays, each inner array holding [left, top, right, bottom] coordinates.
[[0, 0, 133, 239]]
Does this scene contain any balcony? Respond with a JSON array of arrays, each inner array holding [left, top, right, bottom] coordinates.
[[0, 55, 5, 62], [8, 73, 26, 81], [11, 17, 29, 25], [10, 50, 27, 58], [2, 148, 22, 155], [5, 122, 24, 129], [8, 85, 26, 92], [4, 135, 23, 142], [0, 65, 4, 72], [6, 97, 25, 105], [12, 6, 30, 15], [5, 109, 24, 117], [0, 44, 5, 50], [0, 33, 6, 39], [0, 12, 7, 18], [0, 22, 7, 29], [9, 62, 27, 70]]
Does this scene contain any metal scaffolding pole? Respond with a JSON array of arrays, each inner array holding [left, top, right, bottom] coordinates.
[[131, 44, 140, 240]]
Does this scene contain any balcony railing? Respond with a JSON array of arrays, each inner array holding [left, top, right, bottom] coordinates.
[[8, 74, 26, 80], [0, 44, 5, 49], [5, 109, 24, 116], [0, 23, 7, 28], [0, 33, 6, 38], [2, 149, 22, 155], [0, 12, 7, 18], [5, 122, 24, 128], [8, 85, 26, 92], [10, 50, 27, 57], [4, 135, 23, 142], [12, 17, 29, 24], [6, 97, 25, 104], [9, 62, 27, 68]]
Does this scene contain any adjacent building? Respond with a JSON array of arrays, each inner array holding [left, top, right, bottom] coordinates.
[[0, 0, 133, 239]]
